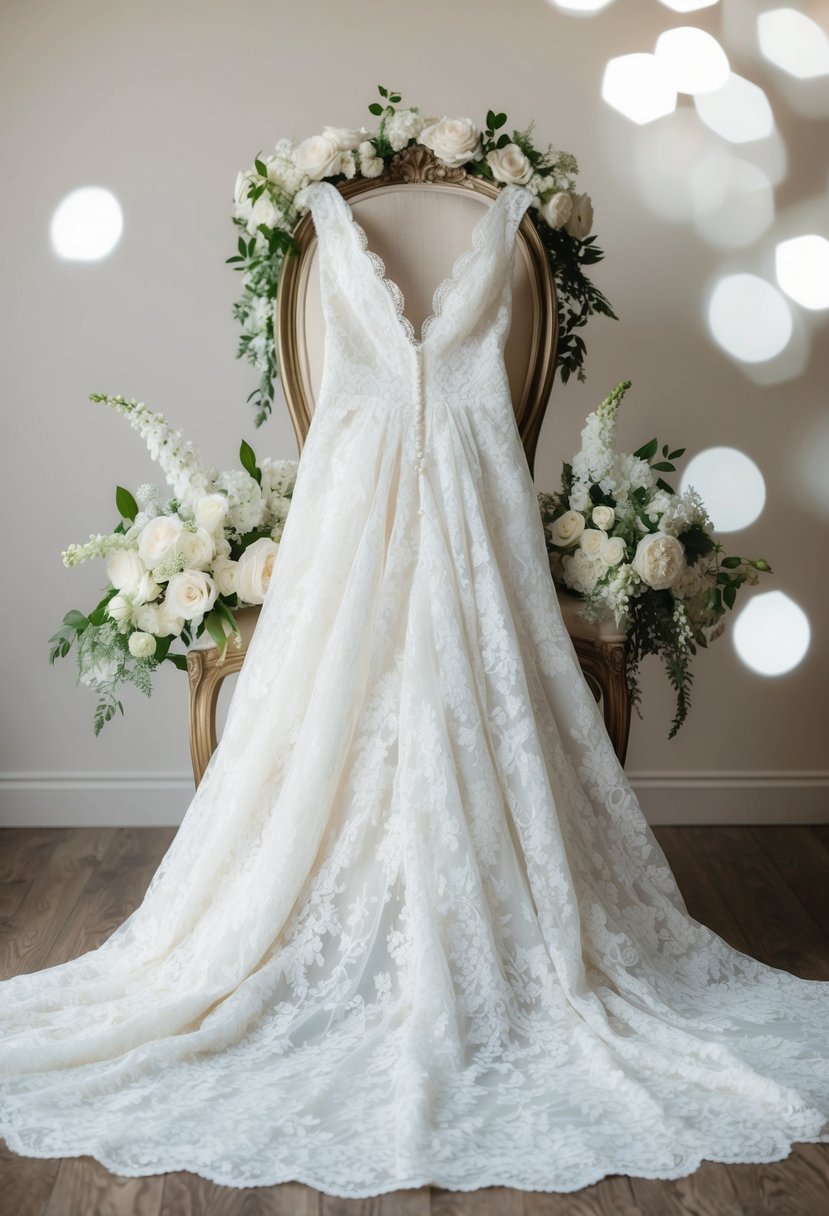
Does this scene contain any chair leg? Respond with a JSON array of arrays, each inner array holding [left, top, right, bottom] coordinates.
[[186, 652, 222, 787], [596, 637, 631, 767]]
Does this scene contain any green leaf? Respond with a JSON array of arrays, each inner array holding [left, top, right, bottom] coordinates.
[[633, 437, 659, 461], [720, 555, 743, 568], [214, 599, 239, 635], [751, 558, 772, 572], [115, 485, 138, 521], [379, 84, 388, 97], [496, 133, 511, 148], [723, 582, 737, 609], [254, 157, 268, 177], [204, 610, 228, 653], [668, 448, 686, 459], [165, 653, 188, 672], [494, 112, 507, 129], [486, 109, 495, 130], [389, 93, 402, 103], [63, 609, 88, 629], [237, 235, 247, 257], [368, 102, 383, 116], [650, 461, 675, 472], [239, 439, 262, 485]]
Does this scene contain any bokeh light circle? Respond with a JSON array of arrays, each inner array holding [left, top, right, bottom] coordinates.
[[680, 447, 766, 531], [707, 274, 792, 362], [732, 590, 810, 675], [50, 187, 123, 261]]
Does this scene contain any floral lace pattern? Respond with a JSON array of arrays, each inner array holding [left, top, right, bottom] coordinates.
[[0, 178, 827, 1199]]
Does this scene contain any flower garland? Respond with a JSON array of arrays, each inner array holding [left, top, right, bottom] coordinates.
[[538, 381, 773, 739], [229, 84, 616, 425]]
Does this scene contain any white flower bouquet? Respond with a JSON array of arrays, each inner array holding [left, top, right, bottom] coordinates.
[[229, 84, 616, 425], [50, 394, 297, 733], [537, 381, 773, 738]]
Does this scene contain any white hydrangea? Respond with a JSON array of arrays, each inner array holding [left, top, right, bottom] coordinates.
[[260, 457, 298, 497], [660, 484, 713, 536], [386, 109, 426, 152], [215, 469, 265, 537], [561, 547, 605, 595]]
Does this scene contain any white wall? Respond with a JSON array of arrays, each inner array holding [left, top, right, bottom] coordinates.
[[1, 0, 827, 827]]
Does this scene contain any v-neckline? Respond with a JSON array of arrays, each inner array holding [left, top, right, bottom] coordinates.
[[319, 180, 522, 351]]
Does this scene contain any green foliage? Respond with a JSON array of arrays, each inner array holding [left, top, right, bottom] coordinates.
[[239, 439, 262, 485], [115, 485, 138, 521]]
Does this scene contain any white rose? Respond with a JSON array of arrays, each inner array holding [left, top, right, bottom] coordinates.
[[418, 116, 482, 168], [138, 515, 183, 567], [251, 192, 281, 231], [550, 509, 586, 548], [164, 570, 218, 621], [211, 557, 238, 598], [128, 631, 157, 659], [602, 536, 627, 566], [194, 493, 229, 534], [176, 528, 214, 571], [632, 532, 687, 590], [591, 505, 616, 531], [486, 142, 534, 186], [322, 124, 369, 152], [156, 602, 185, 638], [106, 549, 147, 593], [579, 528, 607, 560], [106, 593, 134, 633], [236, 537, 279, 605], [134, 603, 160, 633], [566, 192, 594, 239], [133, 572, 162, 605], [295, 132, 344, 180], [540, 191, 573, 230]]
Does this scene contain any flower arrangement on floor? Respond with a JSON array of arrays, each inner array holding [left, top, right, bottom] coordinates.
[[50, 394, 297, 734], [229, 84, 616, 425], [537, 381, 772, 739]]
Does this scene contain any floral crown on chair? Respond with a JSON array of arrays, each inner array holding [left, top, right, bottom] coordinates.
[[229, 85, 617, 425]]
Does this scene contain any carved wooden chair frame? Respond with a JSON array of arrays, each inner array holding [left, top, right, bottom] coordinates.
[[186, 145, 631, 785]]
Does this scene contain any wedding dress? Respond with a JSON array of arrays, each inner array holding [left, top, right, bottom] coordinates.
[[1, 178, 828, 1198]]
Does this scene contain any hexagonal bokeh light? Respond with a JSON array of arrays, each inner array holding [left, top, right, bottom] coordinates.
[[694, 73, 774, 143], [757, 8, 829, 79], [658, 0, 718, 9], [732, 590, 811, 676], [602, 53, 677, 124], [707, 274, 793, 362], [547, 0, 615, 12], [680, 447, 766, 531], [775, 235, 829, 309], [655, 27, 730, 94], [50, 187, 123, 261], [693, 159, 774, 249]]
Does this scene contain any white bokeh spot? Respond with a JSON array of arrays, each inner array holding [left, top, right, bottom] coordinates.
[[694, 73, 774, 143], [758, 8, 829, 79], [602, 53, 677, 125], [707, 274, 792, 362], [50, 187, 123, 261], [680, 447, 766, 531], [655, 27, 730, 94], [733, 590, 810, 676], [775, 235, 829, 309]]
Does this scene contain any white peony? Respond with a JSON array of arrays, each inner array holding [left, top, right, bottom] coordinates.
[[211, 557, 238, 598], [418, 116, 482, 168], [236, 537, 279, 604], [579, 528, 607, 560], [550, 509, 586, 548], [632, 532, 687, 591], [602, 535, 627, 566], [164, 570, 218, 621], [194, 493, 229, 534], [176, 527, 215, 570], [106, 549, 147, 593], [486, 143, 534, 186], [295, 132, 345, 181], [566, 192, 594, 239], [128, 631, 157, 659], [591, 505, 616, 531], [540, 191, 573, 230], [138, 515, 183, 567]]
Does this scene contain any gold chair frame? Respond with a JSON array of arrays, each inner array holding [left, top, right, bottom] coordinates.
[[187, 146, 631, 785]]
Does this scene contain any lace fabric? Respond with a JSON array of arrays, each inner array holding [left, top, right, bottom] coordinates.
[[0, 177, 827, 1199]]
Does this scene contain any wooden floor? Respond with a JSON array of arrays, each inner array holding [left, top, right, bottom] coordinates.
[[1, 825, 828, 1216]]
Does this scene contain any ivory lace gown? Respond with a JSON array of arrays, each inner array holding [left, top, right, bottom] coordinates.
[[1, 179, 828, 1197]]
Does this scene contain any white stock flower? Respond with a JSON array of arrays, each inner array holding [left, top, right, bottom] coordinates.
[[295, 132, 345, 181], [236, 537, 279, 604], [106, 549, 147, 593], [419, 117, 482, 168], [194, 493, 230, 534], [569, 483, 591, 513], [128, 631, 157, 659], [632, 532, 687, 591], [486, 143, 534, 186], [176, 527, 215, 570], [540, 191, 573, 230], [579, 528, 606, 560], [566, 192, 594, 239], [550, 509, 586, 548], [164, 570, 218, 622], [138, 514, 183, 567], [591, 505, 616, 531]]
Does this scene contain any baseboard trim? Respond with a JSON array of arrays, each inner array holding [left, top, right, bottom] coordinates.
[[0, 770, 827, 828]]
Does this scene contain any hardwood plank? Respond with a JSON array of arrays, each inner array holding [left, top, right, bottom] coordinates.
[[523, 1175, 641, 1216], [0, 828, 113, 979], [653, 828, 753, 953], [679, 827, 829, 980], [42, 1155, 163, 1216], [726, 1144, 829, 1215], [0, 1142, 60, 1216], [0, 828, 65, 882], [45, 827, 175, 966], [629, 1160, 742, 1216], [161, 1174, 321, 1215], [750, 826, 829, 940], [431, 1185, 524, 1216]]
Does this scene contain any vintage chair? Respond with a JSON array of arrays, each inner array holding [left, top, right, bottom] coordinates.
[[187, 146, 631, 785]]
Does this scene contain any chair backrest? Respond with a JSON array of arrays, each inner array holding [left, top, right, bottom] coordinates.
[[276, 145, 557, 476]]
